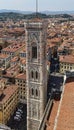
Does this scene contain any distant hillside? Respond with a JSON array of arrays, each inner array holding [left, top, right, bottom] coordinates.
[[41, 10, 74, 15], [0, 12, 47, 20], [0, 12, 73, 21], [0, 9, 33, 14], [48, 14, 73, 18], [0, 9, 74, 15]]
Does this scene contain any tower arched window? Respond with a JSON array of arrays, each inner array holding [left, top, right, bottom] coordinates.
[[31, 71, 34, 78], [32, 46, 37, 59], [32, 88, 34, 96], [36, 71, 38, 79], [36, 89, 38, 97]]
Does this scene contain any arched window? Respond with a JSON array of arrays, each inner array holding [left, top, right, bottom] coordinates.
[[36, 89, 38, 96], [31, 71, 34, 78], [32, 46, 37, 59], [36, 71, 38, 79], [32, 88, 34, 95]]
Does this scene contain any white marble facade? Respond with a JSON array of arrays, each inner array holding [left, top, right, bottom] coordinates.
[[25, 19, 48, 130]]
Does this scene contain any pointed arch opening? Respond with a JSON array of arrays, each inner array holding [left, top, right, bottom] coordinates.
[[32, 88, 34, 95], [36, 71, 38, 79], [36, 89, 38, 97], [31, 70, 34, 79], [32, 46, 37, 59]]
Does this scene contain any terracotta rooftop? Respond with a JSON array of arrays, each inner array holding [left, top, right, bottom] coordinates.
[[15, 73, 26, 80], [0, 53, 10, 59], [0, 85, 18, 104], [28, 18, 42, 23], [47, 42, 56, 48], [20, 48, 26, 53], [56, 81, 74, 130], [20, 58, 26, 64], [46, 101, 60, 130], [4, 65, 19, 77], [46, 79, 74, 130], [59, 55, 74, 64], [2, 42, 25, 52], [11, 56, 19, 62], [0, 78, 7, 82], [48, 38, 61, 44]]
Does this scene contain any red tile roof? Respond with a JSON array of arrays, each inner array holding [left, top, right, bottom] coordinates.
[[0, 54, 10, 59], [46, 101, 60, 130], [46, 80, 74, 130], [0, 85, 18, 103], [15, 73, 26, 80], [56, 81, 74, 130], [2, 43, 25, 52], [59, 55, 74, 64]]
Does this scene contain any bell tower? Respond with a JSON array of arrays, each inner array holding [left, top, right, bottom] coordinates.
[[25, 19, 48, 130]]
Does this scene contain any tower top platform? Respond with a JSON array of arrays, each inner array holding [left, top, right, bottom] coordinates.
[[24, 18, 48, 30]]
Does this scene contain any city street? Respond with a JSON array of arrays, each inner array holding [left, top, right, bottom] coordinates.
[[7, 103, 27, 130]]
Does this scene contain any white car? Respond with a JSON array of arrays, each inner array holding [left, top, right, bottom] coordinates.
[[14, 115, 21, 121], [17, 109, 23, 113], [16, 114, 21, 118], [16, 111, 21, 115]]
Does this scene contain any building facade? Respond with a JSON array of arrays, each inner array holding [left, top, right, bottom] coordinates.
[[25, 19, 48, 130], [0, 54, 11, 69], [59, 55, 74, 73], [15, 73, 27, 103], [0, 85, 19, 124], [1, 43, 25, 58]]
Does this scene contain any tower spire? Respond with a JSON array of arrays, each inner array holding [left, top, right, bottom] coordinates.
[[36, 0, 38, 16]]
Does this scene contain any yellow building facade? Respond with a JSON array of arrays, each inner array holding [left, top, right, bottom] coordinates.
[[0, 85, 19, 124], [59, 55, 74, 73], [15, 73, 26, 103]]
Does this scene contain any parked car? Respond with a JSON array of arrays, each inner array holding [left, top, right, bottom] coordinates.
[[17, 109, 23, 113], [14, 116, 21, 121], [16, 111, 22, 115], [15, 114, 21, 118]]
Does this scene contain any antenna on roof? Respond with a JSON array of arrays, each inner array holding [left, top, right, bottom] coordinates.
[[36, 0, 38, 16]]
